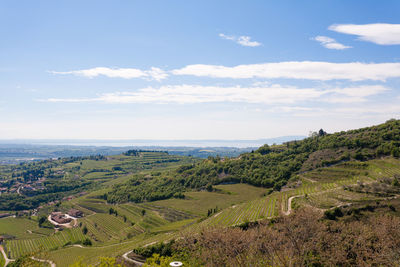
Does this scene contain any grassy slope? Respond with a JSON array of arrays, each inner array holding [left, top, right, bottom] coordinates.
[[0, 250, 4, 267], [11, 156, 397, 266], [0, 217, 53, 239], [4, 120, 400, 265], [149, 184, 268, 215]]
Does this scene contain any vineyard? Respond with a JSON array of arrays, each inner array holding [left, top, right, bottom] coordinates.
[[5, 228, 86, 259], [1, 155, 399, 266], [190, 175, 367, 229], [0, 217, 53, 240], [75, 200, 179, 243]]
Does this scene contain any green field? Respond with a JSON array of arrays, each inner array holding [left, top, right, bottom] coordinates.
[[5, 228, 86, 259], [0, 249, 5, 267], [2, 155, 400, 266], [0, 217, 53, 239], [46, 232, 172, 267], [150, 183, 268, 215]]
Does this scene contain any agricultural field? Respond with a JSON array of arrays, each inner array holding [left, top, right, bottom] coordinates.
[[39, 166, 373, 266], [0, 217, 53, 239], [149, 183, 268, 215], [5, 228, 86, 259], [367, 158, 400, 178], [46, 232, 172, 267], [65, 194, 192, 244], [2, 147, 400, 266]]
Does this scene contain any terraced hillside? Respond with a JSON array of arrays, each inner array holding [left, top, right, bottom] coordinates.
[[5, 228, 86, 259], [3, 157, 399, 266], [15, 156, 393, 267], [2, 120, 400, 266]]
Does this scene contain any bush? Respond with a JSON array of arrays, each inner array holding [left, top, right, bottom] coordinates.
[[82, 238, 92, 246]]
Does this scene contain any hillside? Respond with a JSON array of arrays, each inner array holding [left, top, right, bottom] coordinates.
[[0, 151, 196, 211], [106, 119, 400, 204], [1, 120, 400, 266]]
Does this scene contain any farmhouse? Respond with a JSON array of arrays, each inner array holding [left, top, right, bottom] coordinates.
[[51, 212, 72, 224], [68, 208, 83, 218]]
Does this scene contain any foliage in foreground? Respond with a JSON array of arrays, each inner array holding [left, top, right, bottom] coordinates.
[[172, 208, 400, 266], [70, 257, 123, 267]]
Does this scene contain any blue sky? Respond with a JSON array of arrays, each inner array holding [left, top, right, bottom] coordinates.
[[1, 0, 400, 140]]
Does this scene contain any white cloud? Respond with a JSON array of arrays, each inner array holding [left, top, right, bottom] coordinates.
[[172, 61, 400, 81], [41, 84, 388, 105], [328, 85, 388, 98], [219, 33, 261, 47], [329, 23, 400, 45], [51, 67, 168, 81], [312, 36, 351, 50]]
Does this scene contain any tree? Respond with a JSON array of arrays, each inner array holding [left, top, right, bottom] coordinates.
[[82, 238, 92, 246], [38, 216, 47, 227]]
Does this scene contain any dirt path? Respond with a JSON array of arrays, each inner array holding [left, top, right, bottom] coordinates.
[[301, 177, 317, 183], [282, 195, 301, 215], [281, 179, 377, 215], [122, 241, 157, 266], [31, 256, 56, 267], [0, 245, 14, 266], [122, 251, 145, 266]]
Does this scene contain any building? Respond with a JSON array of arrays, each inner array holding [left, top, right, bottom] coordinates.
[[51, 212, 72, 224], [68, 209, 83, 218]]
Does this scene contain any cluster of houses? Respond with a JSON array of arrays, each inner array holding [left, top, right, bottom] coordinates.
[[50, 209, 84, 225], [0, 178, 46, 195]]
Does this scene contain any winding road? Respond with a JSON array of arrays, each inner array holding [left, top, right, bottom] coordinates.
[[282, 195, 301, 215], [122, 241, 156, 266]]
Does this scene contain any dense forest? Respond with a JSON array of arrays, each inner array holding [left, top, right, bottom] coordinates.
[[107, 119, 400, 204]]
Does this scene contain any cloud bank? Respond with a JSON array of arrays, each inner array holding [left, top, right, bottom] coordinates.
[[172, 61, 400, 81], [51, 67, 168, 81], [43, 84, 387, 105], [52, 61, 400, 82], [329, 23, 400, 45]]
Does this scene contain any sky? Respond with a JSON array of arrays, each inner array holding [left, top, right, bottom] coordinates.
[[1, 0, 400, 140]]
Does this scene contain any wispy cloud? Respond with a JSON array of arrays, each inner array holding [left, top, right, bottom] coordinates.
[[40, 84, 388, 105], [172, 61, 400, 81], [329, 23, 400, 45], [312, 35, 351, 50], [50, 67, 168, 81], [51, 61, 400, 82], [219, 33, 261, 47]]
